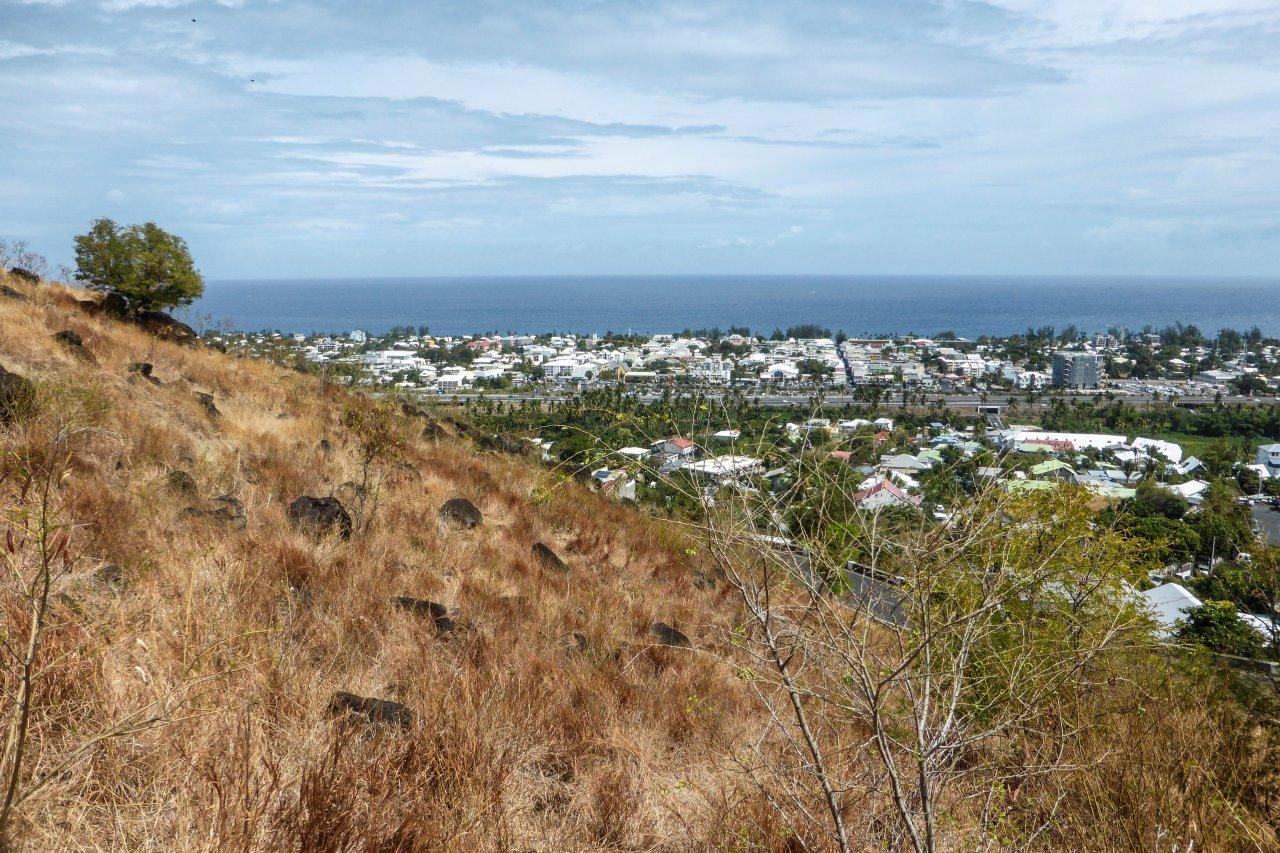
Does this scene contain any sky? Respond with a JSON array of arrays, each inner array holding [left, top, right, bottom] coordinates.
[[2, 0, 1279, 279]]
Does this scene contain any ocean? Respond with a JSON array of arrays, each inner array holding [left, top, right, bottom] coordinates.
[[182, 275, 1280, 338]]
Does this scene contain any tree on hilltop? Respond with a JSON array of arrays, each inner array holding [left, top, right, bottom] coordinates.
[[73, 219, 203, 313]]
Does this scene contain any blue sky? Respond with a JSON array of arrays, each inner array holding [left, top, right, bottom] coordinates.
[[2, 0, 1279, 278]]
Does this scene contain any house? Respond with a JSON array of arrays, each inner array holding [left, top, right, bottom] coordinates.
[[760, 362, 801, 382], [1167, 480, 1209, 501], [1141, 582, 1202, 638], [1256, 443, 1280, 477], [617, 446, 652, 460], [1195, 369, 1240, 386], [1133, 437, 1183, 464], [684, 455, 763, 482], [873, 417, 895, 431], [852, 479, 921, 510], [837, 419, 871, 435], [879, 453, 932, 474], [711, 429, 741, 442], [1030, 459, 1078, 483], [651, 436, 697, 458]]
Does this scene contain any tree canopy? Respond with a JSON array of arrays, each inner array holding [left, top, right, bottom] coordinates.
[[73, 219, 203, 313]]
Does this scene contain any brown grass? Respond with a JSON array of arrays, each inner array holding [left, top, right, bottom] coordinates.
[[0, 274, 1277, 851]]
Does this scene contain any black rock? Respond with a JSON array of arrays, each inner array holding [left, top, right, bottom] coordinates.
[[195, 392, 220, 418], [393, 596, 456, 632], [134, 310, 199, 346], [0, 284, 24, 301], [651, 622, 692, 649], [6, 267, 39, 284], [287, 496, 353, 540], [319, 438, 333, 455], [420, 420, 445, 441], [129, 362, 159, 382], [166, 469, 198, 495], [52, 330, 93, 361], [439, 497, 481, 529], [532, 542, 567, 572], [181, 495, 246, 529], [327, 691, 412, 728], [0, 366, 36, 425]]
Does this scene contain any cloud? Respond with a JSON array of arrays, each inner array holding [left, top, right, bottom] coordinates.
[[0, 0, 1278, 276]]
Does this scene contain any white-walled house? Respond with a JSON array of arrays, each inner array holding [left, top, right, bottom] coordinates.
[[1257, 443, 1280, 477]]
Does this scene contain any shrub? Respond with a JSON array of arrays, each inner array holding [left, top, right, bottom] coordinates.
[[73, 218, 203, 313]]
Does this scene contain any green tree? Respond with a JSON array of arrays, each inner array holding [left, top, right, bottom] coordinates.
[[73, 219, 204, 313], [1176, 600, 1263, 658]]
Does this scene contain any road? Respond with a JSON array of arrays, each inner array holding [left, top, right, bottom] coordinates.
[[433, 389, 1279, 413]]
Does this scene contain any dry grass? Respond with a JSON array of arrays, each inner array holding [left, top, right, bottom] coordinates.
[[0, 274, 1277, 851]]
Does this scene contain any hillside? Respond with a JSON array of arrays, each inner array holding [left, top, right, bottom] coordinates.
[[0, 277, 770, 850], [1, 273, 1278, 851]]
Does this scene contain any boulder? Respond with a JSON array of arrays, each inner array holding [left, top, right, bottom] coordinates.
[[650, 622, 692, 649], [0, 366, 36, 425], [0, 284, 24, 301], [327, 691, 412, 728], [134, 310, 199, 346], [181, 495, 246, 529], [287, 496, 353, 540], [166, 469, 198, 496], [195, 392, 220, 419], [319, 438, 333, 455], [420, 420, 445, 441], [531, 542, 567, 572], [6, 267, 39, 284], [439, 497, 481, 529], [129, 362, 160, 384], [392, 596, 456, 633], [52, 330, 94, 361]]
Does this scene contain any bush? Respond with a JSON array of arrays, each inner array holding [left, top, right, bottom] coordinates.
[[1176, 600, 1264, 658], [73, 219, 203, 313]]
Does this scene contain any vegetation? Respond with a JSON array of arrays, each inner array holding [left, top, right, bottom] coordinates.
[[73, 218, 204, 313], [0, 269, 1277, 849]]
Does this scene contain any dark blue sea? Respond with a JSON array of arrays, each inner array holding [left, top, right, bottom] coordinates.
[[182, 275, 1280, 338]]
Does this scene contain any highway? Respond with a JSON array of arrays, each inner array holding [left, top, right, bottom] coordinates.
[[432, 389, 1280, 412]]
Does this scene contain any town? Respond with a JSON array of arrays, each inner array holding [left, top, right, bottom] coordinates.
[[213, 321, 1277, 401], [209, 321, 1280, 660]]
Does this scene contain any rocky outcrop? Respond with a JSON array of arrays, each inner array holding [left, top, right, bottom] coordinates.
[[287, 495, 353, 540], [0, 366, 36, 425], [6, 267, 39, 284], [129, 362, 160, 384], [393, 596, 456, 633], [181, 495, 246, 529], [327, 691, 412, 728], [134, 310, 199, 346], [52, 330, 94, 361], [531, 542, 567, 572], [195, 392, 220, 419], [0, 284, 24, 301], [439, 497, 481, 529], [651, 622, 692, 649]]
